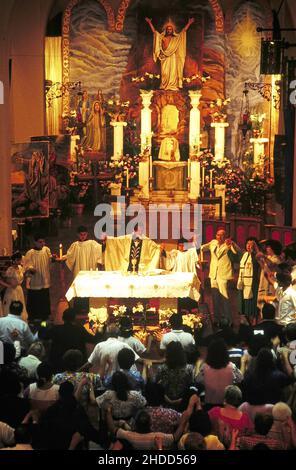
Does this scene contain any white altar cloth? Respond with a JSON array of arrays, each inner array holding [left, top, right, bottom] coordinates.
[[66, 270, 200, 302]]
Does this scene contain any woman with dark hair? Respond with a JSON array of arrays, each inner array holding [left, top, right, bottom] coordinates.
[[196, 339, 242, 409], [24, 362, 59, 412], [37, 381, 101, 450], [237, 237, 261, 324], [144, 381, 181, 434], [53, 349, 101, 409], [95, 371, 146, 422], [242, 348, 292, 405], [155, 341, 194, 405]]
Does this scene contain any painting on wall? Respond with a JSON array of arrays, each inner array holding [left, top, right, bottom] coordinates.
[[11, 142, 49, 220]]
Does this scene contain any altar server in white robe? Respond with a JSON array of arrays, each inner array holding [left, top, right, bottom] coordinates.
[[24, 234, 53, 321], [163, 238, 200, 273], [104, 224, 160, 273], [65, 225, 103, 278], [2, 251, 28, 321]]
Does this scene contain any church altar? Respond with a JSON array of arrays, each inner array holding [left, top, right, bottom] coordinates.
[[66, 269, 200, 303], [153, 161, 188, 190]]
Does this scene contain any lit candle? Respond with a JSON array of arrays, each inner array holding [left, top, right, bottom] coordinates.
[[126, 168, 129, 188], [150, 154, 153, 176], [209, 170, 213, 189], [202, 167, 205, 187], [59, 243, 63, 259]]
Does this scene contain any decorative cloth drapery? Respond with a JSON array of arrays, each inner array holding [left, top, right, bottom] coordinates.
[[45, 37, 62, 135]]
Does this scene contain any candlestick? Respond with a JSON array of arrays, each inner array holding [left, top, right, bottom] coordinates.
[[187, 158, 191, 179], [59, 243, 63, 259], [126, 168, 129, 188], [202, 167, 205, 187]]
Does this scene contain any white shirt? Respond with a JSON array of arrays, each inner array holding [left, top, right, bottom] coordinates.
[[0, 314, 37, 349], [19, 354, 41, 379], [117, 336, 146, 355], [160, 329, 195, 351], [28, 383, 60, 402], [88, 338, 139, 375], [275, 284, 296, 325], [24, 247, 52, 289]]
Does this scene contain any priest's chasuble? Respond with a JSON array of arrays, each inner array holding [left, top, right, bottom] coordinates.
[[104, 235, 161, 272], [66, 240, 102, 277]]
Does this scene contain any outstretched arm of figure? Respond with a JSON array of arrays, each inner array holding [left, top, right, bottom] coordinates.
[[183, 17, 195, 32], [145, 17, 156, 33]]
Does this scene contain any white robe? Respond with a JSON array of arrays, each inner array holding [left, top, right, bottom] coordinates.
[[164, 247, 199, 273], [23, 247, 52, 289], [66, 240, 102, 278], [3, 265, 28, 321], [153, 30, 186, 90]]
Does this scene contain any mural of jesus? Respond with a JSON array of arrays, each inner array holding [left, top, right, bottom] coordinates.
[[145, 17, 195, 91]]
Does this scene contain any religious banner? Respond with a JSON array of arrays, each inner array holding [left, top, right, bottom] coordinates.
[[11, 142, 49, 219]]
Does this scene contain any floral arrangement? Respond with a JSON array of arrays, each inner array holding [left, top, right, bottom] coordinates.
[[104, 96, 130, 122], [183, 72, 210, 89], [194, 149, 214, 167], [212, 156, 274, 215], [108, 154, 141, 186], [209, 98, 230, 123], [84, 304, 204, 342], [131, 72, 160, 90], [250, 113, 266, 137]]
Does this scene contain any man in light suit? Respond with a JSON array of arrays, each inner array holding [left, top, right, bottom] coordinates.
[[201, 229, 241, 325]]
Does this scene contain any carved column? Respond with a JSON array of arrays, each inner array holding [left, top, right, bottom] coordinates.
[[250, 137, 269, 166], [211, 122, 229, 161], [111, 121, 127, 160], [140, 89, 154, 154], [189, 90, 202, 155]]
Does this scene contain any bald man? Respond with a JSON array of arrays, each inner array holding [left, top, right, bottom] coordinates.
[[201, 229, 241, 325]]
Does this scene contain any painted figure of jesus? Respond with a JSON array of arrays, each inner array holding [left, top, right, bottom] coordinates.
[[145, 17, 195, 91]]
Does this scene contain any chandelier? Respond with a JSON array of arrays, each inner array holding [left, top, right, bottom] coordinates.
[[45, 80, 82, 107]]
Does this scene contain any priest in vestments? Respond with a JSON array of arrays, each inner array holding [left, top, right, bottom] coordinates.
[[65, 225, 102, 278], [104, 228, 161, 272]]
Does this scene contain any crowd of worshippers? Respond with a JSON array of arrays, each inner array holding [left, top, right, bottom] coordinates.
[[0, 303, 296, 450], [1, 225, 296, 326]]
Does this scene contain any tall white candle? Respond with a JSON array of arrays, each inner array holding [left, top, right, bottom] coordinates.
[[59, 243, 63, 259], [150, 154, 153, 177], [188, 158, 191, 178], [126, 168, 130, 188]]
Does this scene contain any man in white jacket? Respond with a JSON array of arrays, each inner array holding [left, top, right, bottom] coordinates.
[[201, 229, 241, 325]]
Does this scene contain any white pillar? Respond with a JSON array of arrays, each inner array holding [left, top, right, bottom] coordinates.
[[138, 157, 150, 200], [214, 184, 226, 219], [189, 90, 202, 155], [250, 137, 269, 166], [188, 160, 201, 200], [111, 121, 127, 160], [140, 90, 154, 153], [211, 122, 229, 161]]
